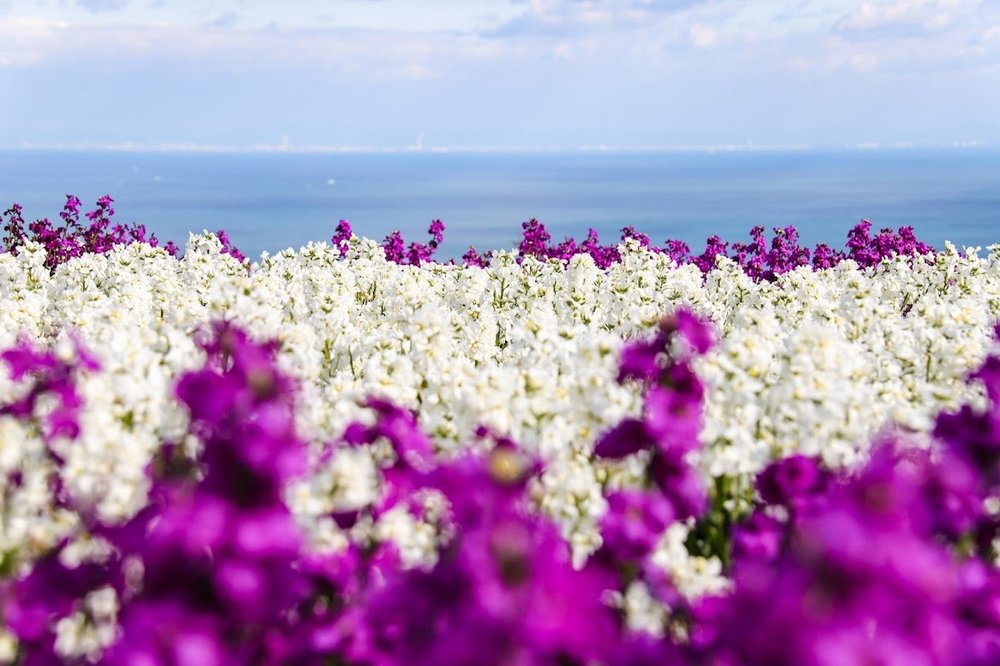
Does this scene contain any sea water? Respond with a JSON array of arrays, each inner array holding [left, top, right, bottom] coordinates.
[[2, 148, 998, 261]]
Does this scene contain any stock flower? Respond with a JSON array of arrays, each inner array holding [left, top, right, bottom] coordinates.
[[755, 454, 828, 509], [2, 202, 1000, 662], [2, 195, 180, 270], [599, 489, 676, 563], [731, 511, 784, 564]]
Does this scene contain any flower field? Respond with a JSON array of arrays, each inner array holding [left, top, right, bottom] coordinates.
[[0, 197, 999, 663]]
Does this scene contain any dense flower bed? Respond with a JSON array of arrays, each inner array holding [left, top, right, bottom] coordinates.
[[0, 197, 999, 662]]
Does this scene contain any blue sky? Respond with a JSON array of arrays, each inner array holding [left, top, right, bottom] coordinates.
[[1, 0, 999, 150]]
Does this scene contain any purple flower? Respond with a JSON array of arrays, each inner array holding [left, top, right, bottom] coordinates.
[[0, 336, 98, 446], [462, 246, 493, 268], [103, 601, 226, 666], [934, 404, 1000, 487], [517, 218, 552, 259], [731, 511, 784, 565], [616, 333, 666, 384], [648, 448, 707, 520], [756, 454, 828, 508], [670, 308, 716, 356], [214, 229, 247, 265], [330, 218, 352, 258], [600, 489, 676, 563], [663, 238, 692, 265], [3, 549, 106, 645], [2, 195, 179, 268], [381, 220, 447, 266], [594, 417, 658, 459], [620, 226, 653, 249], [699, 434, 1000, 666], [644, 384, 702, 454], [600, 308, 712, 531], [692, 235, 729, 274]]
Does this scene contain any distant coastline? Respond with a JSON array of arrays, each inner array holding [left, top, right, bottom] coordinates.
[[1, 140, 993, 155]]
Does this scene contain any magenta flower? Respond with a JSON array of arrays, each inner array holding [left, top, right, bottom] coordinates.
[[756, 454, 828, 509], [600, 489, 676, 563], [331, 218, 352, 257]]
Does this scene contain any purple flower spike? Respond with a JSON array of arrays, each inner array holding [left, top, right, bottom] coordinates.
[[214, 229, 247, 265], [462, 246, 493, 268], [756, 454, 827, 508], [2, 195, 179, 269], [616, 333, 666, 384], [381, 220, 447, 266], [600, 490, 676, 563], [620, 226, 653, 249], [972, 355, 1000, 405], [0, 336, 98, 446], [594, 418, 657, 459], [731, 511, 784, 565], [331, 219, 352, 258], [598, 307, 713, 536], [671, 308, 716, 356]]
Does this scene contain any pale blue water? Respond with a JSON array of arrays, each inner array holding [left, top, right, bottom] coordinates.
[[1, 149, 998, 261]]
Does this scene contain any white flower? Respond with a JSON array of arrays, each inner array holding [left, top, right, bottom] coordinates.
[[1, 235, 999, 581]]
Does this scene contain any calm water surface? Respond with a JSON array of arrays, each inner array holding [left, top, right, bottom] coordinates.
[[2, 149, 998, 261]]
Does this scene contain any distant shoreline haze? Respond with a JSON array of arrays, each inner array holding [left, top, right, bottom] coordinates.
[[2, 141, 993, 154], [2, 148, 998, 262]]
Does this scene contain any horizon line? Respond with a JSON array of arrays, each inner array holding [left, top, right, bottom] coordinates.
[[1, 139, 993, 155]]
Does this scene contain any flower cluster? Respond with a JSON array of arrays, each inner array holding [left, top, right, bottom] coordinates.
[[0, 196, 256, 272], [0, 323, 309, 662], [330, 219, 353, 258], [212, 229, 247, 265], [0, 224, 997, 590], [0, 315, 701, 663], [1, 309, 998, 663], [1, 196, 178, 271], [694, 384, 1000, 664], [0, 195, 940, 281], [595, 309, 716, 548], [488, 218, 934, 280], [0, 335, 99, 445], [379, 219, 446, 266], [0, 310, 710, 663]]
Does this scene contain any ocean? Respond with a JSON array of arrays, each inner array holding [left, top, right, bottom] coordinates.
[[1, 148, 999, 262]]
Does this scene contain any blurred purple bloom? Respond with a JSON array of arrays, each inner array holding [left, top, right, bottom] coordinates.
[[617, 333, 666, 384], [600, 490, 676, 563], [756, 454, 828, 509], [594, 417, 657, 459]]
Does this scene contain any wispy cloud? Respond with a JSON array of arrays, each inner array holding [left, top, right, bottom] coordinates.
[[483, 0, 713, 39], [76, 0, 130, 13], [207, 12, 239, 30], [816, 0, 1000, 73], [2, 1, 999, 148], [689, 23, 719, 48], [836, 0, 964, 34]]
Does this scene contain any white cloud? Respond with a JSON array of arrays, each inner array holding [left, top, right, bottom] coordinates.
[[0, 15, 66, 66], [689, 23, 718, 48], [76, 0, 130, 12], [847, 52, 880, 71], [484, 0, 712, 38], [837, 0, 964, 34]]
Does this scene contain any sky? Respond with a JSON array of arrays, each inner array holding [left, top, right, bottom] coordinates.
[[1, 0, 999, 150]]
